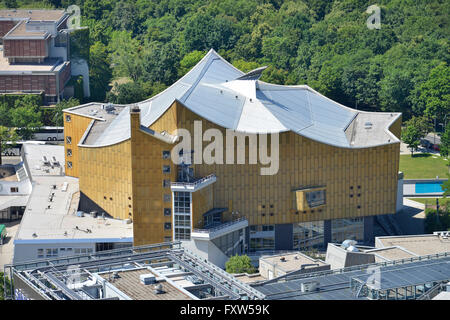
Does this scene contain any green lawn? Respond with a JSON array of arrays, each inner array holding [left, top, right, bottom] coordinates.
[[408, 198, 450, 206], [399, 153, 449, 179]]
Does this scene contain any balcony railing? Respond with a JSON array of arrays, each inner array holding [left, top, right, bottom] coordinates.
[[170, 174, 216, 192], [193, 217, 247, 234], [191, 217, 248, 240]]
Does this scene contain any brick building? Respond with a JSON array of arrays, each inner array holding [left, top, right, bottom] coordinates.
[[0, 9, 72, 104]]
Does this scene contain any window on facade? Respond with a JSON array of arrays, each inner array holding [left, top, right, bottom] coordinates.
[[293, 221, 325, 250], [174, 215, 190, 227], [306, 190, 326, 208], [262, 225, 275, 232], [175, 228, 191, 240], [163, 194, 171, 202], [164, 208, 171, 216], [45, 248, 58, 258], [164, 222, 172, 230], [67, 161, 72, 168], [37, 249, 44, 258], [331, 218, 364, 243], [163, 165, 171, 173], [10, 187, 18, 193], [249, 237, 275, 252], [67, 149, 72, 157], [162, 151, 170, 159], [66, 136, 72, 144], [163, 179, 171, 188], [173, 191, 191, 240], [66, 115, 71, 122], [174, 192, 190, 214]]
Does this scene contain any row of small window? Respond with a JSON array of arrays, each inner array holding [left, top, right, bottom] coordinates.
[[10, 187, 19, 193], [37, 247, 93, 259]]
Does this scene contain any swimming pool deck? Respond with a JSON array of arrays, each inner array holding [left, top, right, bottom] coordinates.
[[403, 179, 446, 197]]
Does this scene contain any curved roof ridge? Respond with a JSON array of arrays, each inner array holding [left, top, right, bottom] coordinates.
[[73, 49, 401, 149]]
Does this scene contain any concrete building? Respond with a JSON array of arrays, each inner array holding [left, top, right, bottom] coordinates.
[[0, 9, 88, 103], [11, 143, 132, 263], [62, 49, 402, 268], [252, 252, 450, 300], [0, 163, 30, 222], [325, 232, 450, 269], [259, 252, 329, 280]]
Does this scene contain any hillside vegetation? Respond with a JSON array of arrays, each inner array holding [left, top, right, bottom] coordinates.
[[2, 0, 449, 124]]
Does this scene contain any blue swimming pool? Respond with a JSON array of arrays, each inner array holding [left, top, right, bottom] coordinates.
[[415, 182, 444, 194]]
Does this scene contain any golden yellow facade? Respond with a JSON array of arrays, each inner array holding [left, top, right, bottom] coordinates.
[[63, 112, 94, 178], [67, 100, 400, 246], [78, 140, 133, 220], [130, 109, 177, 246]]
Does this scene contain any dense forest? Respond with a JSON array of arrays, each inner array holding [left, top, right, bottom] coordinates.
[[2, 0, 450, 126]]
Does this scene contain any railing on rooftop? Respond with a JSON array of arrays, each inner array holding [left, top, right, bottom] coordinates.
[[171, 174, 216, 188], [6, 241, 182, 272], [255, 251, 450, 286], [192, 217, 247, 234]]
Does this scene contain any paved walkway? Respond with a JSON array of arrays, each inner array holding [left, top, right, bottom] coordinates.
[[400, 142, 441, 156], [0, 220, 20, 271]]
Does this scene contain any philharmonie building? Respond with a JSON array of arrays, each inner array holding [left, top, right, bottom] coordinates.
[[63, 49, 402, 267]]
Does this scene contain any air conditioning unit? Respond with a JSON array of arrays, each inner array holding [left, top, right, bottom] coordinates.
[[140, 274, 156, 285]]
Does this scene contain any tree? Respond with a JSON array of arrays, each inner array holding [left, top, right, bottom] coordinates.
[[52, 98, 80, 127], [440, 122, 450, 158], [0, 126, 18, 165], [106, 81, 146, 104], [402, 123, 421, 156], [10, 100, 43, 140], [89, 41, 113, 102], [0, 272, 12, 300], [178, 50, 206, 77], [183, 13, 238, 52], [225, 254, 256, 274], [413, 63, 450, 124], [109, 31, 143, 82]]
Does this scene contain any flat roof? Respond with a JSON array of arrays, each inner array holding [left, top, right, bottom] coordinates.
[[99, 268, 193, 300], [0, 9, 66, 22], [15, 144, 133, 242], [366, 247, 418, 261], [6, 243, 264, 300], [0, 46, 63, 73], [64, 103, 128, 146], [376, 234, 450, 256], [3, 20, 48, 39], [261, 252, 328, 273], [253, 254, 450, 300], [22, 143, 64, 177]]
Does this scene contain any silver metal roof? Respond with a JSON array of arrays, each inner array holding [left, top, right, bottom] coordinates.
[[66, 49, 401, 148]]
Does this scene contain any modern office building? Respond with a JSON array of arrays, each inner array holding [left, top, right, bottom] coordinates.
[[63, 49, 402, 267], [0, 9, 88, 103]]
